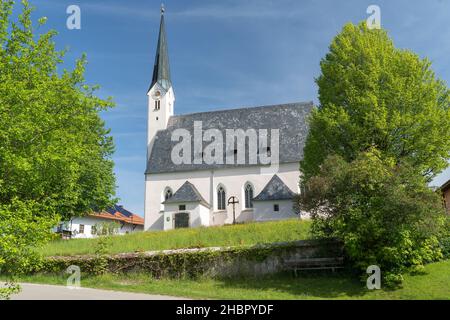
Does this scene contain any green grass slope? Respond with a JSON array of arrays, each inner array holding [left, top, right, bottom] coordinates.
[[39, 219, 311, 257]]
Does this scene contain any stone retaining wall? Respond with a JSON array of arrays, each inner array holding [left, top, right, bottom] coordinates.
[[39, 240, 343, 278]]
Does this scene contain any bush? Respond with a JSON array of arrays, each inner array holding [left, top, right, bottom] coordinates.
[[0, 199, 58, 298], [296, 150, 447, 286]]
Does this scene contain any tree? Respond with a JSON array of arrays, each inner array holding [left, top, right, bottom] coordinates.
[[301, 22, 450, 182], [297, 22, 450, 286], [0, 0, 116, 298], [297, 150, 446, 285]]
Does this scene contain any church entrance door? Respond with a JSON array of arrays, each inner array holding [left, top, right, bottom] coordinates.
[[174, 212, 189, 229]]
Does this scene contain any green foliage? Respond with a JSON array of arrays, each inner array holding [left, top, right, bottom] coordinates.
[[38, 219, 312, 257], [0, 0, 116, 298], [301, 22, 450, 182], [297, 150, 447, 286], [91, 237, 111, 275], [0, 0, 116, 219], [298, 21, 449, 287], [0, 280, 20, 300], [0, 198, 59, 298]]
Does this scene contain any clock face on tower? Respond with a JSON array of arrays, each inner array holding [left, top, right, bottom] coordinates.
[[151, 87, 165, 100], [152, 90, 161, 100]]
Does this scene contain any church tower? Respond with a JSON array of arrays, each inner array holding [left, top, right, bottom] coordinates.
[[147, 5, 174, 160]]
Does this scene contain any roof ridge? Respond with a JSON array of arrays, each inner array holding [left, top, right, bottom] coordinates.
[[169, 101, 314, 120]]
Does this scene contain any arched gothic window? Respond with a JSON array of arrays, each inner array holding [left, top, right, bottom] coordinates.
[[217, 186, 226, 210], [244, 183, 254, 208], [164, 188, 173, 201]]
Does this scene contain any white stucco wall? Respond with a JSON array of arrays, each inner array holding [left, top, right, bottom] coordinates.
[[198, 204, 211, 227], [147, 87, 175, 159], [163, 202, 210, 230], [66, 216, 100, 238], [253, 199, 297, 221], [145, 162, 301, 230], [61, 216, 143, 238]]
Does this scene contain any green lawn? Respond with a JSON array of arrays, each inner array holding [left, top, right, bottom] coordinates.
[[13, 259, 450, 299], [39, 219, 311, 257]]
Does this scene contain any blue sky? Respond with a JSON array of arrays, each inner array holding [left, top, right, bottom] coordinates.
[[28, 0, 450, 215]]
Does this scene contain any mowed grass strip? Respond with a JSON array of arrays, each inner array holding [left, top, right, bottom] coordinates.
[[39, 219, 311, 257], [14, 259, 450, 300]]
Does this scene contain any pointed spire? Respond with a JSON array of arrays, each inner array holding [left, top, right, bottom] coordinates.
[[149, 4, 171, 92]]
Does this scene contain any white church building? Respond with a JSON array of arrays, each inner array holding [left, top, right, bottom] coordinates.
[[144, 8, 312, 231]]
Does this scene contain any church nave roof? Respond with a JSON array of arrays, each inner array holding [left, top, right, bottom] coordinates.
[[146, 102, 313, 174]]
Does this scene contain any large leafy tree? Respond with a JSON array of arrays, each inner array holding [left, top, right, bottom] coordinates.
[[301, 22, 450, 182], [0, 0, 116, 297], [297, 22, 449, 286]]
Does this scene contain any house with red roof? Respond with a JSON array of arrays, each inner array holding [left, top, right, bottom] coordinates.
[[55, 205, 144, 239]]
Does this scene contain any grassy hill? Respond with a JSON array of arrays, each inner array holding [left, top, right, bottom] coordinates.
[[39, 219, 311, 257]]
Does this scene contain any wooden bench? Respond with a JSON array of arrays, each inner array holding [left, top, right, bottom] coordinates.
[[284, 257, 344, 276]]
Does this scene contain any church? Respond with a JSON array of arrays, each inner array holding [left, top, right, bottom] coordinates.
[[144, 8, 313, 231]]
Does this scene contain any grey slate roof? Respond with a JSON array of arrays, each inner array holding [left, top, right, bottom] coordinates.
[[149, 13, 171, 92], [253, 175, 296, 201], [163, 181, 210, 208], [146, 102, 313, 174]]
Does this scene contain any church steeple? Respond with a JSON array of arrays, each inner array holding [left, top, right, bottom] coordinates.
[[146, 4, 175, 162], [149, 4, 172, 93]]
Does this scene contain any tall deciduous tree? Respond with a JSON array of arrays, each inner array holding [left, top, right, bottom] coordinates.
[[297, 22, 449, 285], [301, 22, 450, 182], [0, 0, 116, 297]]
